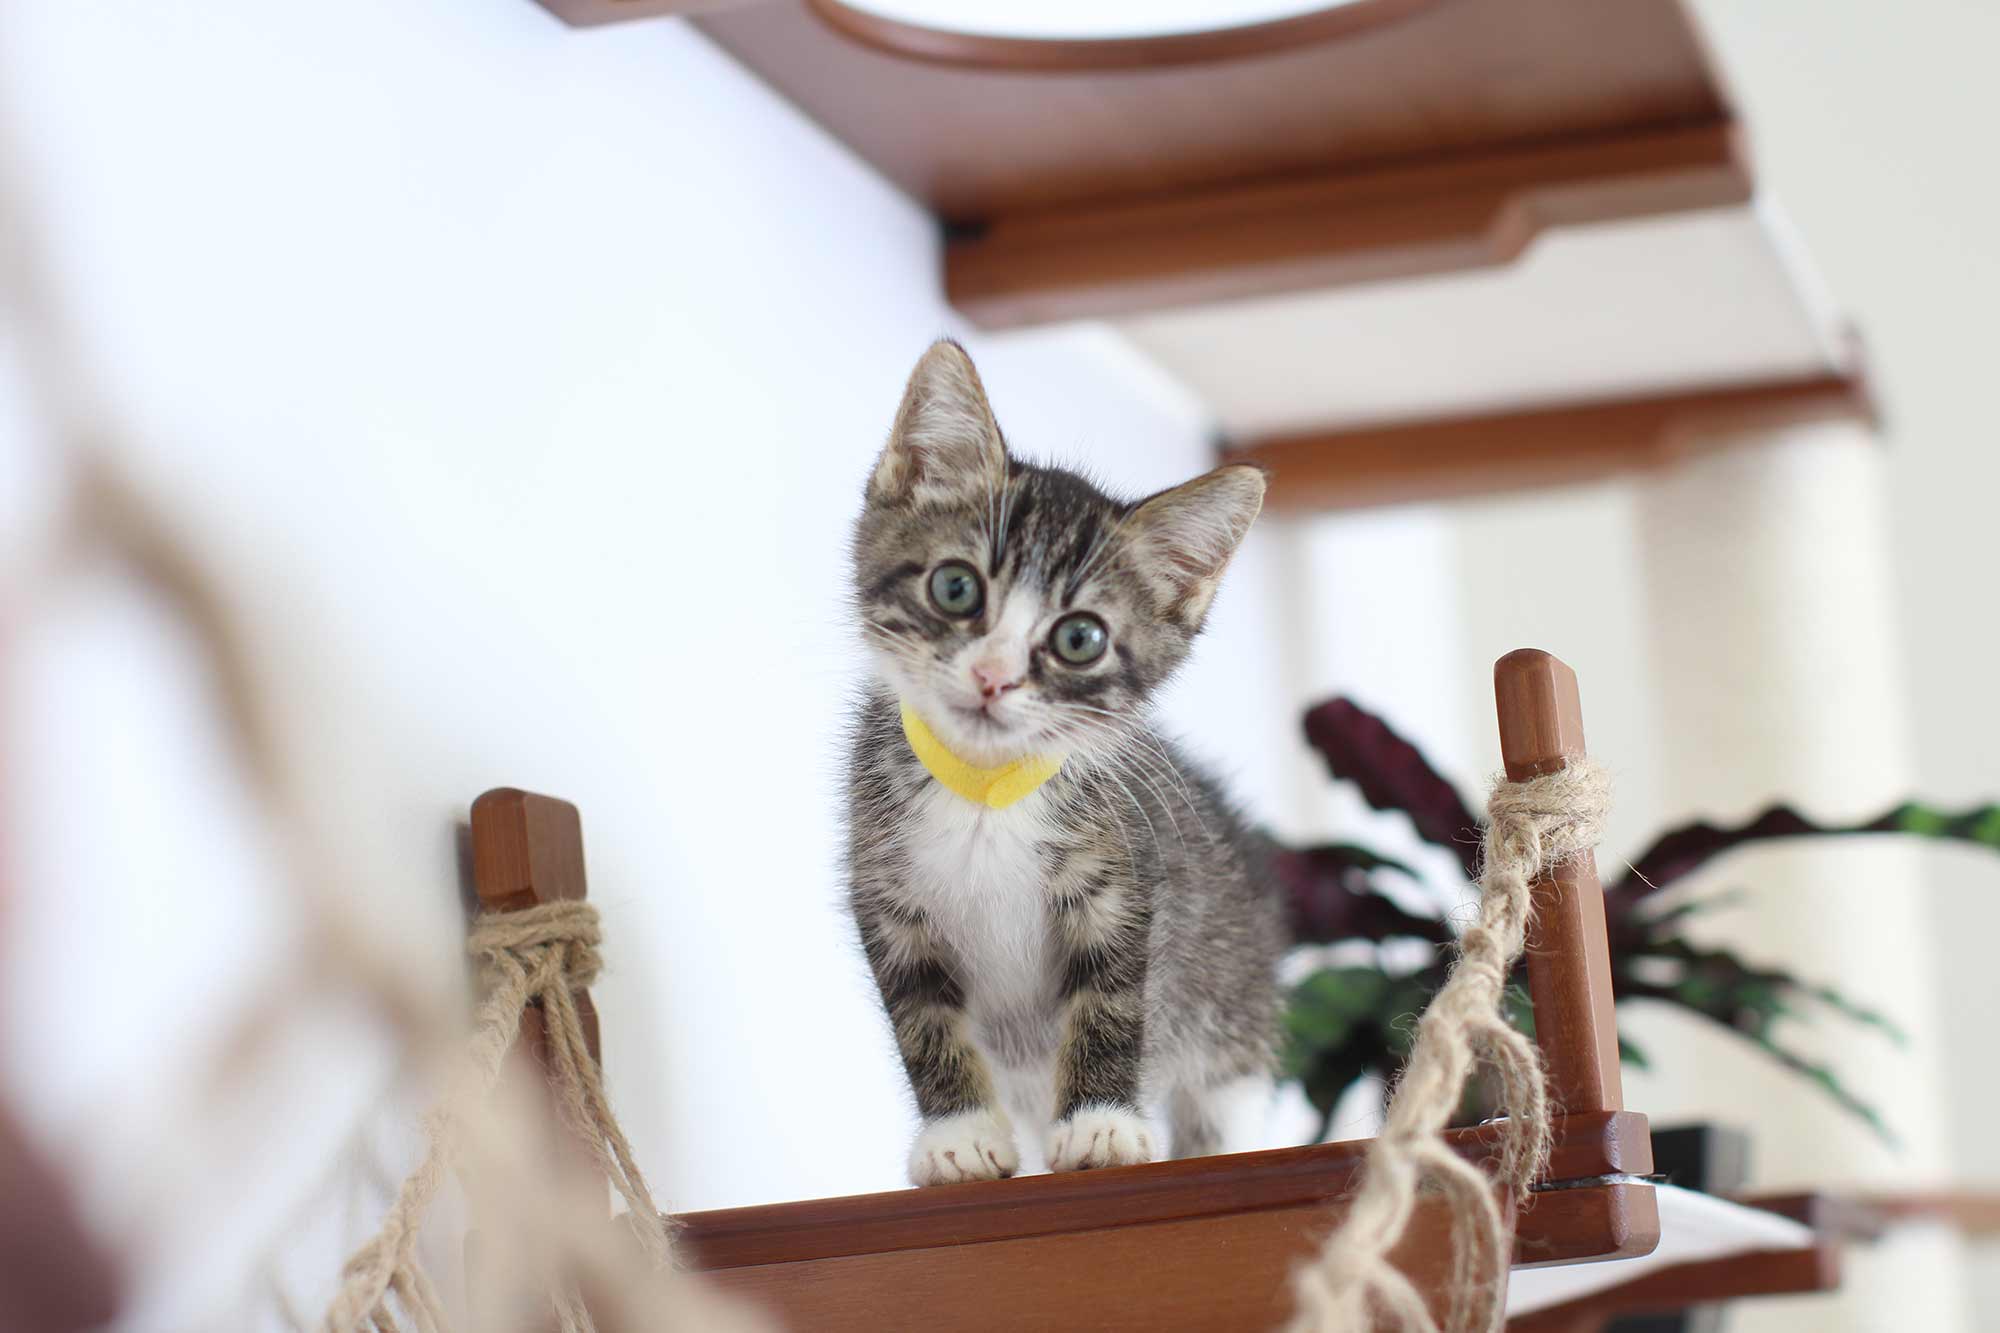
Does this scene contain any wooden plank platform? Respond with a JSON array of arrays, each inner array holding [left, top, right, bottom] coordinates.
[[675, 1113, 1659, 1332]]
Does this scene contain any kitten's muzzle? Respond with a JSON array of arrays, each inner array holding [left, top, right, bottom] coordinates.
[[971, 660, 1023, 702]]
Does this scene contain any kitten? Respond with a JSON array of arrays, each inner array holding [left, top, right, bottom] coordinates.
[[846, 340, 1285, 1186]]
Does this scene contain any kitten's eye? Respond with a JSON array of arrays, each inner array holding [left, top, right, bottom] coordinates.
[[928, 561, 984, 617], [1050, 613, 1108, 665]]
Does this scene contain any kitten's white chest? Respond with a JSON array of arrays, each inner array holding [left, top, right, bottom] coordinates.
[[901, 783, 1054, 1030]]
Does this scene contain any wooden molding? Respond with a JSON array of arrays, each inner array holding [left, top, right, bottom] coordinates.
[[1853, 1190, 2000, 1237], [804, 0, 1445, 72], [677, 1110, 1654, 1270], [698, 1184, 1654, 1333], [697, 0, 1733, 226], [683, 0, 1758, 331], [679, 1115, 1658, 1333], [949, 121, 1750, 327], [1232, 371, 1876, 515], [1506, 1240, 1840, 1331]]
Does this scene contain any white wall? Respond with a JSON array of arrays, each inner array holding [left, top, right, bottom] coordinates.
[[0, 3, 1299, 1326]]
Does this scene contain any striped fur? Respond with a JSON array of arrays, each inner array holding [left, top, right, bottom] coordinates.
[[846, 342, 1285, 1183]]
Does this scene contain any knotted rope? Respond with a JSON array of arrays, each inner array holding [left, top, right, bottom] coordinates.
[[1288, 761, 1611, 1333], [321, 901, 672, 1333]]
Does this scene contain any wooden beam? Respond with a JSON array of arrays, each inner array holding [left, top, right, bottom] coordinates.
[[697, 0, 1732, 225], [948, 121, 1750, 328], [467, 788, 605, 1197], [1506, 1240, 1840, 1332], [1233, 371, 1875, 515], [1853, 1190, 2000, 1236]]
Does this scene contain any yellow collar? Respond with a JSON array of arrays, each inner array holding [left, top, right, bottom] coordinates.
[[899, 701, 1063, 810]]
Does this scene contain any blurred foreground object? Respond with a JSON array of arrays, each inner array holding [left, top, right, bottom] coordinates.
[[0, 1101, 120, 1332]]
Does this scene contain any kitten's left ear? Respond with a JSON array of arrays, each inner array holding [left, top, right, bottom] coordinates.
[[869, 339, 1008, 509], [1123, 464, 1267, 626]]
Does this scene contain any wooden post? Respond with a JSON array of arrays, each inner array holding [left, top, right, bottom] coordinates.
[[468, 787, 604, 1186], [465, 788, 607, 1328], [1493, 650, 1623, 1117]]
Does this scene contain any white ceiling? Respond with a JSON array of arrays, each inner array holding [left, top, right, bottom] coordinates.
[[1113, 200, 1852, 442]]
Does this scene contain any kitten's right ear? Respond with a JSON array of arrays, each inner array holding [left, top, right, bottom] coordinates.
[[869, 340, 1007, 508]]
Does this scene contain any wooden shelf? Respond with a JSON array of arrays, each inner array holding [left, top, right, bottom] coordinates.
[[1234, 371, 1876, 514], [541, 0, 1872, 508], [677, 1114, 1658, 1332], [677, 1111, 1655, 1270]]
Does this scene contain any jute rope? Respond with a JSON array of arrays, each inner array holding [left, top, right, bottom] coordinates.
[[322, 901, 673, 1333], [1287, 761, 1610, 1333]]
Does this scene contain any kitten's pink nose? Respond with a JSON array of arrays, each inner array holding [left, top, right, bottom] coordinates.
[[971, 661, 1022, 701]]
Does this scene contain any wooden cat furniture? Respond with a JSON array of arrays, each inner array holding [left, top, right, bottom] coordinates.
[[472, 649, 1673, 1328]]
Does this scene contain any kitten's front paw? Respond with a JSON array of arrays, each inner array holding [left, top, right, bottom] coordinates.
[[1046, 1105, 1156, 1172], [908, 1108, 1019, 1186]]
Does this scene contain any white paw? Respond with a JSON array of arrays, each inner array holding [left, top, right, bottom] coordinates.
[[908, 1108, 1019, 1186], [1046, 1105, 1157, 1172]]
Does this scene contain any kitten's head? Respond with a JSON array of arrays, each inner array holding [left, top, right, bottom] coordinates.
[[852, 340, 1264, 767]]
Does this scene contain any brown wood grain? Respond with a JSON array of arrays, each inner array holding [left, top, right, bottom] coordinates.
[[1505, 1240, 1839, 1331], [1849, 1190, 2000, 1237], [948, 121, 1748, 327], [704, 1185, 1653, 1333], [676, 1111, 1653, 1270], [1494, 651, 1624, 1119], [1738, 1191, 1886, 1242], [471, 788, 589, 912], [696, 0, 1730, 226], [1235, 372, 1873, 515]]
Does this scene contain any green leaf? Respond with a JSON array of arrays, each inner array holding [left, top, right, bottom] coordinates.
[[1741, 1030, 1898, 1146], [1618, 1034, 1650, 1071]]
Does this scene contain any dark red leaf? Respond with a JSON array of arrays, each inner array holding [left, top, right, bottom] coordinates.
[[1302, 697, 1481, 879], [1270, 845, 1453, 945], [1608, 801, 1999, 904]]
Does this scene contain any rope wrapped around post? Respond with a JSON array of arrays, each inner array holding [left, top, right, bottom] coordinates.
[[321, 901, 671, 1333], [1287, 760, 1611, 1333]]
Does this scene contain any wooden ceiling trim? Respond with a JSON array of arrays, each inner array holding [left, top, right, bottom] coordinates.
[[948, 120, 1750, 328], [1233, 371, 1875, 515], [695, 0, 1730, 223]]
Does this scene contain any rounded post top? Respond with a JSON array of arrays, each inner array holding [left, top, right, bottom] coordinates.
[[1494, 649, 1587, 780], [470, 787, 588, 912]]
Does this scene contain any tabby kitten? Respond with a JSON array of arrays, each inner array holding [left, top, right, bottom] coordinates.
[[847, 340, 1285, 1186]]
